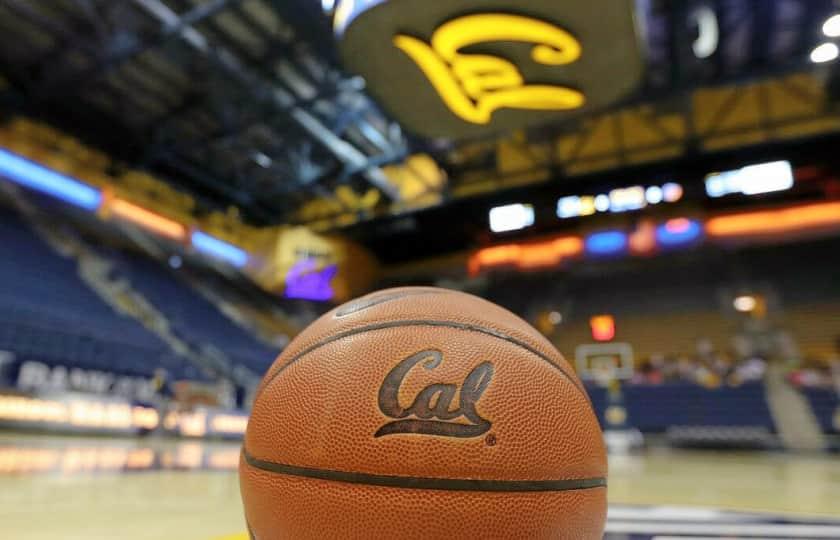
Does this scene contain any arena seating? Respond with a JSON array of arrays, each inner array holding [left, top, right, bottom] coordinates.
[[801, 388, 840, 434], [587, 382, 776, 433], [0, 208, 200, 379], [108, 252, 277, 375]]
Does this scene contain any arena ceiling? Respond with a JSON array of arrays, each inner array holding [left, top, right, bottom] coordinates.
[[0, 0, 838, 233], [0, 0, 410, 224]]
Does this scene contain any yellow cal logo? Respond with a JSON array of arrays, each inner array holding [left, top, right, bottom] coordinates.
[[394, 14, 585, 125]]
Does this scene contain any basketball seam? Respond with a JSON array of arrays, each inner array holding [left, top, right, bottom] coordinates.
[[256, 319, 584, 402], [333, 289, 448, 318], [242, 449, 607, 492]]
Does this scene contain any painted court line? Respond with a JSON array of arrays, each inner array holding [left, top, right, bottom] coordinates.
[[606, 520, 840, 537]]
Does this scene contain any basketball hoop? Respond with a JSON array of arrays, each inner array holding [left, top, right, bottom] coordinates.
[[591, 357, 618, 388], [575, 342, 634, 387]]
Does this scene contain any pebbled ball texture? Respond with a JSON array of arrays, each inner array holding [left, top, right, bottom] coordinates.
[[240, 287, 607, 539]]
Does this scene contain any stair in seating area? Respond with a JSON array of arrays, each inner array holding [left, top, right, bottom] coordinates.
[[764, 362, 827, 451]]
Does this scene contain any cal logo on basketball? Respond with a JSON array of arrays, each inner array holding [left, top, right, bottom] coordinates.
[[375, 349, 494, 438]]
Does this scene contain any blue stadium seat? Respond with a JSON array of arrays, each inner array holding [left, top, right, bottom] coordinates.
[[106, 250, 277, 375], [0, 208, 197, 380], [586, 382, 776, 432], [801, 388, 840, 434]]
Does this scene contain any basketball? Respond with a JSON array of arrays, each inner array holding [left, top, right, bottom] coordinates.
[[240, 286, 607, 539]]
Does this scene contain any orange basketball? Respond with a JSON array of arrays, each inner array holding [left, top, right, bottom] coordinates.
[[240, 287, 607, 539]]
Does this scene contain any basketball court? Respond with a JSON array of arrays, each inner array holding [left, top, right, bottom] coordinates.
[[2, 433, 840, 539]]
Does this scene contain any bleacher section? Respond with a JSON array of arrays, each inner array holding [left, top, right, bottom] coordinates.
[[802, 388, 840, 434], [587, 382, 776, 433], [0, 208, 198, 379], [108, 253, 277, 375], [487, 240, 840, 361]]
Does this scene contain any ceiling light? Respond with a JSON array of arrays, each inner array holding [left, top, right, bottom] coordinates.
[[733, 295, 757, 312], [253, 152, 272, 168], [823, 14, 840, 37], [810, 42, 839, 63], [645, 185, 663, 204], [489, 204, 535, 233]]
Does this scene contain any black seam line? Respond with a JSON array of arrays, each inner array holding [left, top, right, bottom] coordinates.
[[256, 319, 583, 401], [334, 289, 447, 318], [243, 450, 606, 493]]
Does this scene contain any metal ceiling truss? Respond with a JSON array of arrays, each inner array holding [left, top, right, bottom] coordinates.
[[1, 0, 838, 229], [0, 0, 406, 224], [433, 0, 840, 201], [131, 0, 404, 195], [445, 72, 840, 199]]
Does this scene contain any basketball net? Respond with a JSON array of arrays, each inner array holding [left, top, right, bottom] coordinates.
[[590, 357, 619, 389]]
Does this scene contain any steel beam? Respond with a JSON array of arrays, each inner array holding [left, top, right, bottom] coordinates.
[[132, 0, 400, 200], [24, 0, 245, 96], [173, 0, 403, 192]]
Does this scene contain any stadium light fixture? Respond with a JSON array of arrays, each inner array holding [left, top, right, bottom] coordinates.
[[0, 148, 102, 211], [108, 198, 187, 241], [733, 295, 757, 312], [557, 195, 597, 218], [629, 219, 657, 255], [252, 152, 272, 168], [585, 230, 628, 256], [468, 236, 583, 274], [706, 202, 840, 237], [645, 185, 663, 205], [662, 182, 684, 202], [557, 196, 581, 218], [705, 160, 794, 197], [705, 174, 727, 197], [823, 14, 840, 37], [608, 186, 646, 213], [558, 183, 681, 219], [655, 218, 703, 247], [738, 161, 794, 195], [811, 42, 839, 63], [590, 315, 616, 341], [468, 245, 520, 274], [594, 194, 610, 212], [489, 203, 535, 233], [579, 196, 596, 216], [690, 6, 719, 59], [191, 231, 249, 268]]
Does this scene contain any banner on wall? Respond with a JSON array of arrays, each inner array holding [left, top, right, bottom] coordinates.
[[246, 227, 378, 302], [0, 353, 162, 402], [0, 389, 248, 438], [336, 0, 644, 138], [0, 390, 161, 436]]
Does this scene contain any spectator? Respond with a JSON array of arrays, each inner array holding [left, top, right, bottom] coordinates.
[[599, 349, 770, 387]]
